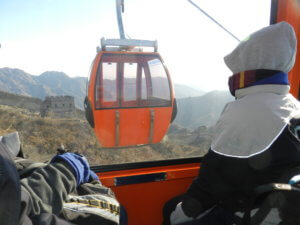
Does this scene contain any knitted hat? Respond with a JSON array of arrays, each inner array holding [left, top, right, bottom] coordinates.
[[224, 21, 297, 74]]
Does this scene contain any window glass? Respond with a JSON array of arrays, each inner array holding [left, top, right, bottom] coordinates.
[[103, 63, 117, 102], [148, 59, 171, 106], [3, 0, 272, 167], [141, 68, 147, 100], [123, 63, 137, 103], [95, 62, 118, 108]]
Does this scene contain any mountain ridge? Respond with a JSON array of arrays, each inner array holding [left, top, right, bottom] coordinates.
[[0, 67, 233, 128], [0, 68, 87, 108], [0, 67, 206, 108], [174, 90, 234, 128]]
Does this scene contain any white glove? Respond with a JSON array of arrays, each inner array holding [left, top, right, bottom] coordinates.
[[170, 201, 216, 225], [170, 202, 194, 225]]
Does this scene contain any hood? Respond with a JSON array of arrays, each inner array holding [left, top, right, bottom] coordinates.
[[224, 21, 297, 74]]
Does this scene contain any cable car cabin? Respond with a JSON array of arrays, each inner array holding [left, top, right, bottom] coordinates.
[[90, 1, 300, 225], [86, 39, 175, 148]]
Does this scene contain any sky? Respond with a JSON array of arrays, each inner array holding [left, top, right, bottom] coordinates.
[[0, 0, 271, 91]]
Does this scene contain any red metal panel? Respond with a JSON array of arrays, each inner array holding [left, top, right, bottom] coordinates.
[[98, 163, 200, 225], [276, 0, 300, 98]]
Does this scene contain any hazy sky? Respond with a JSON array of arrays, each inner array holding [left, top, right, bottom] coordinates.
[[0, 0, 271, 91]]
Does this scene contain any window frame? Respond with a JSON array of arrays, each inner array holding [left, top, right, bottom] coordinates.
[[94, 53, 172, 110]]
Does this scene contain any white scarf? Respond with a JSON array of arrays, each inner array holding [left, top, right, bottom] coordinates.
[[211, 85, 300, 158]]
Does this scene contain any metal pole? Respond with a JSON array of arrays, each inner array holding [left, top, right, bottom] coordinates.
[[187, 0, 240, 42], [116, 0, 126, 39]]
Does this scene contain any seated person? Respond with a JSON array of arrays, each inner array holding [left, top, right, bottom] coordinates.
[[170, 21, 300, 225], [0, 132, 126, 225]]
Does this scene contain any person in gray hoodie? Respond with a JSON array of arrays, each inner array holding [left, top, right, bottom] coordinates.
[[170, 21, 300, 225]]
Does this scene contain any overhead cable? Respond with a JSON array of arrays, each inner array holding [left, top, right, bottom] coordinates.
[[187, 0, 241, 42]]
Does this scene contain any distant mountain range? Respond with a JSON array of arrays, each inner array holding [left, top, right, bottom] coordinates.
[[0, 67, 204, 109], [0, 68, 87, 109], [0, 67, 233, 128], [174, 91, 234, 128], [173, 84, 204, 98]]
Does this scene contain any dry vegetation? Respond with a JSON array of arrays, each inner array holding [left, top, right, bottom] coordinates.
[[0, 105, 211, 166]]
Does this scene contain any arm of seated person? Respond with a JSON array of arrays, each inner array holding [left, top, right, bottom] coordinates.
[[20, 161, 77, 217]]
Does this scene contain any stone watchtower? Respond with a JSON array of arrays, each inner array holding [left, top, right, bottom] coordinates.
[[40, 96, 76, 117]]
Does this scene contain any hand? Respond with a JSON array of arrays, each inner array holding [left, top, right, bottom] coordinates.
[[51, 152, 97, 186]]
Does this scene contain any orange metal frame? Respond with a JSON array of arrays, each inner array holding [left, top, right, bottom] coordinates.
[[97, 161, 200, 225], [275, 0, 300, 98]]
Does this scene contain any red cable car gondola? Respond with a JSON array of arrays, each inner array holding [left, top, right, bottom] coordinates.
[[85, 38, 176, 148], [84, 0, 176, 148]]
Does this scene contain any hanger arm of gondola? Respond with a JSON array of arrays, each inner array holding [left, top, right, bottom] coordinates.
[[116, 0, 126, 39], [187, 0, 241, 42], [100, 38, 158, 52]]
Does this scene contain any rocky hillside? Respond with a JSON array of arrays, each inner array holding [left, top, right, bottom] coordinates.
[[0, 104, 210, 165], [0, 90, 224, 165], [0, 90, 42, 112], [0, 67, 233, 128]]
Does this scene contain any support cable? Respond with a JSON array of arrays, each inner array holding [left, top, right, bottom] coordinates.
[[187, 0, 241, 42]]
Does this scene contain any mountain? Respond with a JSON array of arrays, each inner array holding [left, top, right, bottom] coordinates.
[[173, 84, 205, 98], [0, 67, 206, 110], [0, 68, 47, 97], [35, 71, 87, 109], [174, 90, 234, 128], [0, 68, 232, 128], [0, 68, 87, 109], [0, 67, 232, 128]]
